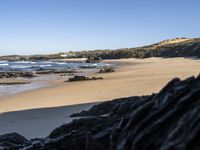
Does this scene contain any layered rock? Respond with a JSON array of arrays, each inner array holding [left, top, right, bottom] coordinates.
[[1, 75, 200, 149], [0, 72, 36, 78], [0, 133, 28, 149]]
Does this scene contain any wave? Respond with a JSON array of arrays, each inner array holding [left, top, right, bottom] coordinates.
[[0, 60, 110, 72], [39, 64, 52, 67], [0, 63, 9, 66], [0, 61, 8, 63], [56, 62, 66, 65], [10, 65, 32, 69], [12, 61, 36, 64]]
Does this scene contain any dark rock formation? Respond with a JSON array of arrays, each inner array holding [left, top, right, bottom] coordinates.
[[1, 75, 200, 150], [35, 69, 78, 75], [85, 56, 102, 63], [0, 133, 28, 149], [98, 67, 115, 74], [67, 75, 103, 82], [0, 82, 30, 86], [0, 72, 36, 79]]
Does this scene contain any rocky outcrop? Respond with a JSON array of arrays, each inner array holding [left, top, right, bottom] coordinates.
[[0, 72, 36, 78], [0, 133, 28, 149], [35, 69, 78, 75], [1, 75, 200, 149], [98, 67, 115, 74], [0, 82, 30, 86], [67, 75, 103, 82], [85, 56, 102, 63]]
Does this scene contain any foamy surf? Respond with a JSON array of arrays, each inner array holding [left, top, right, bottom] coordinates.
[[0, 61, 109, 72]]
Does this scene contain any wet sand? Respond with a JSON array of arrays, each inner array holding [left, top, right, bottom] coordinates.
[[0, 57, 200, 138], [0, 57, 200, 113]]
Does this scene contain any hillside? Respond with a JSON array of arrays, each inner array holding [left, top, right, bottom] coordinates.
[[0, 37, 200, 61]]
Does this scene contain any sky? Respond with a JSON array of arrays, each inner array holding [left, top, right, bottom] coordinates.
[[0, 0, 200, 56]]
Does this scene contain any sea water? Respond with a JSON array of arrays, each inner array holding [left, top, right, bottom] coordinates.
[[0, 60, 111, 97], [0, 60, 110, 72]]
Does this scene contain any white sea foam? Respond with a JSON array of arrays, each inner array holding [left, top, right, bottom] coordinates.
[[56, 62, 66, 65], [12, 61, 36, 64], [0, 61, 8, 63], [0, 63, 9, 66], [10, 65, 31, 69], [39, 64, 52, 67], [0, 60, 111, 71]]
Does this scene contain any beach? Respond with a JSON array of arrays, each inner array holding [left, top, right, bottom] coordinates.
[[0, 57, 200, 138]]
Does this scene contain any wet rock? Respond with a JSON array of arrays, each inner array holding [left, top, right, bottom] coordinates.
[[98, 67, 115, 74], [85, 56, 102, 63], [0, 82, 30, 86], [67, 75, 103, 82], [0, 72, 36, 78], [35, 69, 78, 75]]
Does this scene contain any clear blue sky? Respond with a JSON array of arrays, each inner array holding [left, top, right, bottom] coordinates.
[[0, 0, 200, 55]]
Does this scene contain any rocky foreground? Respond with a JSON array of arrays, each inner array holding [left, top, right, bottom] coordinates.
[[0, 74, 200, 150]]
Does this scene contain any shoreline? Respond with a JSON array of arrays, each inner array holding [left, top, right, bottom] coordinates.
[[0, 57, 200, 138], [0, 57, 200, 113]]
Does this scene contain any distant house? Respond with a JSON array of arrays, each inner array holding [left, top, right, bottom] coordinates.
[[60, 53, 76, 58]]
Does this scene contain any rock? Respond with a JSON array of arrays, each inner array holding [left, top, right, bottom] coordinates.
[[0, 82, 30, 86], [85, 56, 102, 63], [0, 133, 28, 149], [70, 97, 139, 117], [67, 75, 103, 82], [1, 75, 200, 150], [0, 72, 36, 79], [79, 66, 97, 69], [98, 67, 115, 74], [35, 69, 78, 75]]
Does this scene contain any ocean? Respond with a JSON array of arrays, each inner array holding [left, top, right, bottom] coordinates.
[[0, 60, 111, 97], [0, 60, 110, 72]]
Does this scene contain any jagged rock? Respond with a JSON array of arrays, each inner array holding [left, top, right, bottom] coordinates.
[[0, 133, 28, 149], [1, 75, 200, 150], [67, 75, 103, 82], [70, 97, 140, 117], [98, 67, 115, 74]]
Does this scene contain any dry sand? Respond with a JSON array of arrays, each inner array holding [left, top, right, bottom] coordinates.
[[0, 57, 200, 138], [0, 57, 200, 113]]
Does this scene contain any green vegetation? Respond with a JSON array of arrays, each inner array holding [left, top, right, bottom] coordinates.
[[1, 38, 200, 61]]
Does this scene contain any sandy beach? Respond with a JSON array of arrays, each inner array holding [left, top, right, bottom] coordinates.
[[0, 57, 200, 138]]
